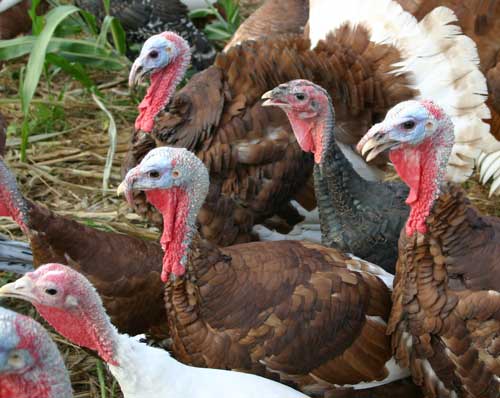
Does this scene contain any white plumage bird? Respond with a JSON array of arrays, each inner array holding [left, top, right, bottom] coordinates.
[[0, 263, 309, 398]]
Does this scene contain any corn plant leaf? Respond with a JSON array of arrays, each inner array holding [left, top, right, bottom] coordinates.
[[21, 4, 80, 115], [45, 53, 94, 89]]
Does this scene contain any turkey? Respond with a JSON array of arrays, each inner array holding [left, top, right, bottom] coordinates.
[[223, 0, 309, 50], [74, 0, 216, 70], [0, 0, 48, 39], [0, 306, 73, 398], [310, 0, 500, 196], [358, 99, 500, 398], [124, 0, 493, 245], [0, 264, 311, 398], [395, 0, 500, 195], [262, 80, 409, 273], [0, 156, 166, 336], [116, 146, 421, 397]]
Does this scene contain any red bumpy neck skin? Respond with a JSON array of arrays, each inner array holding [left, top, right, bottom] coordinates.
[[0, 314, 72, 398], [0, 376, 51, 398], [135, 37, 190, 133], [390, 137, 446, 236], [146, 187, 190, 282], [287, 113, 326, 164]]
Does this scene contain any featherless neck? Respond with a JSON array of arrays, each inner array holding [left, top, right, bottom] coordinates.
[[135, 44, 191, 133], [36, 296, 120, 366], [391, 128, 452, 236], [313, 103, 367, 228], [147, 174, 209, 282]]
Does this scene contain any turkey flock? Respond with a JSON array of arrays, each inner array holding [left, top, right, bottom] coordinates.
[[0, 0, 499, 397]]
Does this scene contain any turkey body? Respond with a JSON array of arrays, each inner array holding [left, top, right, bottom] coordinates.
[[123, 27, 416, 247], [0, 157, 165, 336], [312, 142, 409, 273], [74, 0, 216, 70], [224, 0, 309, 50], [164, 234, 420, 396], [389, 184, 500, 397]]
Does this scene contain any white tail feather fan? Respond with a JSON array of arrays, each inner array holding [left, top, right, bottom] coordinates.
[[309, 0, 500, 195]]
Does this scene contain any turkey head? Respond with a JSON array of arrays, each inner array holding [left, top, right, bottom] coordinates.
[[358, 100, 454, 235], [119, 147, 209, 281], [129, 32, 191, 133], [262, 79, 334, 165]]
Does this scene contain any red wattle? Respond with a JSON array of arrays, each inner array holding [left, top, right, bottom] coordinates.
[[146, 188, 190, 282], [135, 55, 186, 133], [35, 304, 118, 366], [390, 140, 439, 236]]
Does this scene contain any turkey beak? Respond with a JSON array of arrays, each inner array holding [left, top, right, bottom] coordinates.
[[117, 168, 140, 208], [0, 276, 38, 304], [261, 90, 275, 107], [129, 58, 146, 89], [357, 123, 400, 162], [261, 88, 289, 108]]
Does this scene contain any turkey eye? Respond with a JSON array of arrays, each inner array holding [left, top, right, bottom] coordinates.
[[295, 93, 305, 101], [148, 170, 160, 178], [8, 351, 24, 368], [149, 50, 159, 59], [402, 120, 415, 130], [45, 288, 58, 296]]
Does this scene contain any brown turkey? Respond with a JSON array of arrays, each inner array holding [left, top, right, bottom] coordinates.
[[117, 145, 422, 398], [358, 99, 500, 398], [123, 0, 492, 265], [223, 0, 309, 50], [394, 0, 500, 195], [0, 156, 165, 336]]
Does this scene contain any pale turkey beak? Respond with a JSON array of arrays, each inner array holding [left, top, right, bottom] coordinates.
[[357, 123, 400, 162], [261, 90, 274, 107], [129, 58, 147, 88], [117, 168, 140, 208], [261, 88, 291, 108], [0, 276, 38, 304]]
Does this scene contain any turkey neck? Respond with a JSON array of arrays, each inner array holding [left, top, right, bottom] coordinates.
[[312, 102, 373, 250], [135, 43, 190, 133]]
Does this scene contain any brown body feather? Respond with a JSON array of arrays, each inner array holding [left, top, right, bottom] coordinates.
[[123, 27, 417, 245], [0, 0, 48, 39], [389, 184, 500, 397], [165, 235, 421, 397], [224, 0, 309, 50], [396, 0, 500, 139]]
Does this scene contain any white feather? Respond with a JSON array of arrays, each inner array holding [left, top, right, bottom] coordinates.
[[109, 334, 307, 398], [477, 150, 500, 195], [0, 0, 23, 13], [309, 0, 500, 191]]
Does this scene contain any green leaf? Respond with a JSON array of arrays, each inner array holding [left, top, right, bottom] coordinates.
[[28, 0, 45, 36], [102, 0, 111, 16], [21, 5, 80, 116], [79, 10, 99, 36], [98, 15, 114, 47], [110, 18, 127, 55], [45, 53, 95, 89], [188, 8, 217, 19]]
